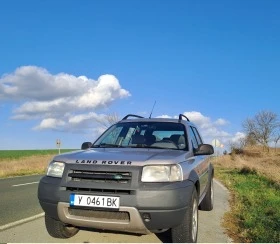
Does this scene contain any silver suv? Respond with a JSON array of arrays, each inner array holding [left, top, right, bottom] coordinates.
[[38, 114, 214, 243]]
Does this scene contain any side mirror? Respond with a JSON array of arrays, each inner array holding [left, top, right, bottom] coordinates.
[[81, 142, 92, 150], [194, 144, 214, 156]]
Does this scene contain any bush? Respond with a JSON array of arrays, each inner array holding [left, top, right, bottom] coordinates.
[[239, 166, 257, 175]]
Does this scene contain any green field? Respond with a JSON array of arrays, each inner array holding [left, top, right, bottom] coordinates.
[[0, 149, 78, 160]]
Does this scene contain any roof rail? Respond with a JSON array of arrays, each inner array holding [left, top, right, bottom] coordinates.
[[121, 114, 144, 120], [179, 114, 190, 122]]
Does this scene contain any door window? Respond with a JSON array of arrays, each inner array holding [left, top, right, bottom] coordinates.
[[189, 127, 199, 150], [191, 126, 203, 145]]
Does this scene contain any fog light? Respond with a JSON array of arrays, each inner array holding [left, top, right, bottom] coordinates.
[[142, 213, 151, 222]]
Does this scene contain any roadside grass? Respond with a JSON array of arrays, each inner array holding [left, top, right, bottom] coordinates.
[[215, 146, 280, 185], [214, 148, 280, 243], [0, 149, 76, 160], [0, 149, 78, 178]]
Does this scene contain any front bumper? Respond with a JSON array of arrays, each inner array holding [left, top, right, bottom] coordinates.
[[58, 203, 151, 234], [38, 165, 194, 234]]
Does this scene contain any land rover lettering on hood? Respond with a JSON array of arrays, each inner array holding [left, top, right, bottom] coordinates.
[[75, 160, 132, 165], [38, 113, 214, 243]]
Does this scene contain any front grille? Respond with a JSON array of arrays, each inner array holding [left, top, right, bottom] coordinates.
[[66, 187, 132, 195], [68, 170, 132, 184], [68, 208, 130, 221]]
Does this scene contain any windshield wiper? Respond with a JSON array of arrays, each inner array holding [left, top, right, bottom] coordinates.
[[125, 145, 179, 150], [147, 146, 179, 150], [93, 143, 123, 148]]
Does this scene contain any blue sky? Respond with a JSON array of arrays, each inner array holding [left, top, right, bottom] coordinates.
[[0, 0, 279, 150]]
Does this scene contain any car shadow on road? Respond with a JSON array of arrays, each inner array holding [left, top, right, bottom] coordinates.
[[79, 227, 142, 237], [78, 226, 172, 243], [155, 229, 172, 243]]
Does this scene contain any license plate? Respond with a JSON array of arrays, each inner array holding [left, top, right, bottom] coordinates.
[[70, 194, 120, 209]]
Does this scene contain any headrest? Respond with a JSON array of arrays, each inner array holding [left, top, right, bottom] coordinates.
[[145, 135, 156, 145], [131, 134, 145, 144], [170, 134, 182, 143], [170, 134, 186, 149]]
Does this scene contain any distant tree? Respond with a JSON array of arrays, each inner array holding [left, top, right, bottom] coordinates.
[[229, 137, 245, 155], [95, 112, 120, 129], [244, 132, 258, 146], [242, 110, 279, 151], [273, 132, 280, 152]]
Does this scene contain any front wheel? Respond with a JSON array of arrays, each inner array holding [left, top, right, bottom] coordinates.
[[199, 176, 214, 211], [171, 187, 198, 243], [45, 214, 79, 239]]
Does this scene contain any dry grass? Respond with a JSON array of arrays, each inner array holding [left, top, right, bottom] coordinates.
[[215, 146, 280, 185], [0, 155, 55, 178]]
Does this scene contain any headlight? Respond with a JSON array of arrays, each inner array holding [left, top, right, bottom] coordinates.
[[47, 161, 65, 178], [141, 164, 183, 182]]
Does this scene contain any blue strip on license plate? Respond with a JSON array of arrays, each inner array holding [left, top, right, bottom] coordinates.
[[70, 194, 75, 206]]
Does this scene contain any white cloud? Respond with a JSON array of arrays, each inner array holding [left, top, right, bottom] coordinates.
[[0, 66, 89, 101], [182, 111, 230, 139], [68, 113, 98, 125], [202, 127, 230, 138], [214, 118, 228, 126], [5, 69, 130, 118], [230, 132, 246, 144], [34, 118, 66, 130], [68, 112, 107, 128], [156, 114, 173, 119], [0, 66, 131, 131], [183, 111, 211, 128]]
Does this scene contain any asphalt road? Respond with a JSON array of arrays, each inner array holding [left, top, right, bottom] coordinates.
[[0, 176, 232, 243], [0, 175, 43, 226]]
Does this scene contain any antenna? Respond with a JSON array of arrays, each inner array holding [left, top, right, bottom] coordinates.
[[149, 101, 156, 119]]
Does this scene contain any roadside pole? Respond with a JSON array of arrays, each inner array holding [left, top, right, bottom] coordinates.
[[56, 139, 61, 154], [212, 139, 224, 160]]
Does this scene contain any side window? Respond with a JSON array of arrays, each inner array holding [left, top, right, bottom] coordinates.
[[191, 127, 203, 145], [189, 127, 199, 150]]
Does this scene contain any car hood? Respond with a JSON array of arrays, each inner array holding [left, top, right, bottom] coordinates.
[[53, 148, 191, 166]]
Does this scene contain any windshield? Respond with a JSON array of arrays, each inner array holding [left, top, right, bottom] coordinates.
[[93, 122, 188, 150]]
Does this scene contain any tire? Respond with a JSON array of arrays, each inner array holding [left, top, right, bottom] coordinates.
[[171, 187, 198, 243], [199, 175, 214, 211], [45, 214, 79, 239]]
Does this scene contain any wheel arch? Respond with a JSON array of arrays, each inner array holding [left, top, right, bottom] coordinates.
[[188, 170, 200, 196]]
